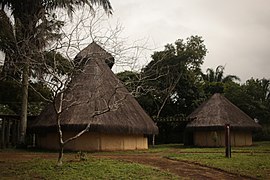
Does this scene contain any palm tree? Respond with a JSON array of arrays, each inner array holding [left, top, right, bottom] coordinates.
[[202, 65, 240, 83], [201, 65, 240, 95], [0, 0, 112, 145], [1, 0, 112, 77]]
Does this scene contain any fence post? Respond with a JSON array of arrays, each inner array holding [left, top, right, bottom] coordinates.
[[1, 118, 6, 149], [152, 134, 155, 147], [6, 119, 11, 148], [225, 124, 231, 158]]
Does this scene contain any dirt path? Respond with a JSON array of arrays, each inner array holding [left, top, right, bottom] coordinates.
[[0, 151, 255, 179], [94, 154, 254, 180]]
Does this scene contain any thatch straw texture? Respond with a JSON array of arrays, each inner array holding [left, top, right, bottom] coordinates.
[[186, 93, 261, 131], [30, 42, 158, 135]]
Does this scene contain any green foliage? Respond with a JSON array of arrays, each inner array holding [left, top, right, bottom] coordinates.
[[0, 2, 67, 79], [204, 82, 224, 94], [0, 80, 21, 114], [224, 78, 270, 125], [0, 104, 16, 115], [137, 36, 207, 117], [117, 41, 269, 142], [117, 71, 140, 94], [31, 50, 73, 80], [202, 65, 240, 83], [202, 65, 240, 95], [255, 124, 270, 141], [0, 80, 51, 115], [44, 51, 73, 75], [0, 0, 112, 54], [1, 158, 178, 179], [223, 78, 270, 140]]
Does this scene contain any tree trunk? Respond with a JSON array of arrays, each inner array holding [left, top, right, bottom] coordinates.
[[57, 144, 64, 166], [19, 62, 29, 145]]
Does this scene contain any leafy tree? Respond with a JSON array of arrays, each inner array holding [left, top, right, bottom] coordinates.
[[117, 37, 207, 144], [224, 81, 250, 112], [0, 49, 72, 117], [0, 80, 52, 115], [117, 71, 140, 95], [138, 36, 207, 117], [242, 78, 270, 124]]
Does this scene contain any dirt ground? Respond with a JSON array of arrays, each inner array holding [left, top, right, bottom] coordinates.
[[0, 150, 255, 180]]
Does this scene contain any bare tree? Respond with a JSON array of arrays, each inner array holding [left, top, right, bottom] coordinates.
[[0, 0, 112, 145], [37, 57, 127, 165], [48, 7, 151, 73], [28, 7, 152, 165]]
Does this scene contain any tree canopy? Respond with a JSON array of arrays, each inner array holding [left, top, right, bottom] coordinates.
[[118, 37, 269, 141], [224, 78, 270, 125], [118, 36, 207, 117]]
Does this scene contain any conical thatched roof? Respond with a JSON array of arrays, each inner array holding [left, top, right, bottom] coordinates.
[[186, 93, 261, 131], [30, 42, 158, 135]]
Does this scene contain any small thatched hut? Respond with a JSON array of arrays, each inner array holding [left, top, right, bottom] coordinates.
[[29, 42, 158, 151], [185, 93, 261, 147]]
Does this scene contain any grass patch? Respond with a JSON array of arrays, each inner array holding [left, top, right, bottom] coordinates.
[[148, 141, 270, 154], [0, 157, 178, 180], [1, 141, 269, 179], [166, 142, 270, 179]]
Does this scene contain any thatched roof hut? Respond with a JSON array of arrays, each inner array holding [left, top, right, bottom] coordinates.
[[30, 42, 158, 151], [185, 93, 261, 147]]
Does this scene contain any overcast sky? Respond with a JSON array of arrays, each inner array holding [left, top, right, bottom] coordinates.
[[0, 1, 269, 82], [110, 0, 270, 82]]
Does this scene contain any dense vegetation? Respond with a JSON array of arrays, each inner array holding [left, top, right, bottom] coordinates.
[[117, 37, 270, 141]]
